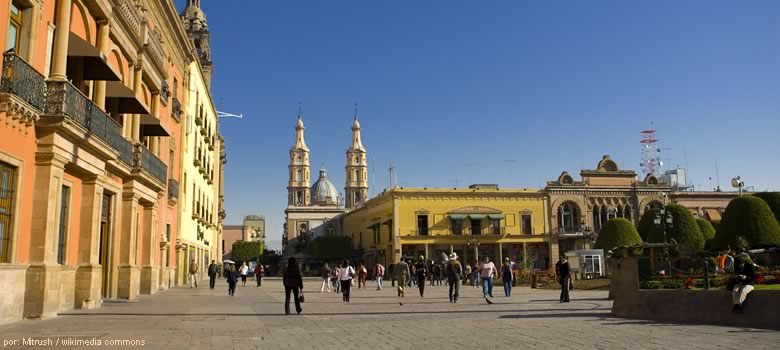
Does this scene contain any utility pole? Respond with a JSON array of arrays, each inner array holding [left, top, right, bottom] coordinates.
[[503, 160, 515, 188], [450, 175, 462, 189]]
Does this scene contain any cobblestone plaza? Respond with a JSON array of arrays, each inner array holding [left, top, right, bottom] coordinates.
[[1, 279, 778, 349]]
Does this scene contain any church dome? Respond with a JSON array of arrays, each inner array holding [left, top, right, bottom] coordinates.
[[311, 167, 339, 206]]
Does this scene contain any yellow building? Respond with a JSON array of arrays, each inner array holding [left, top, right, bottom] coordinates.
[[337, 185, 553, 269]]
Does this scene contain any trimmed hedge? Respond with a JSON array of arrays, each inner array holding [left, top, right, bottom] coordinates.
[[594, 218, 643, 252], [231, 241, 263, 265], [646, 204, 705, 254], [712, 196, 780, 250], [307, 236, 353, 260], [696, 218, 716, 241], [637, 208, 659, 242], [753, 192, 780, 226]]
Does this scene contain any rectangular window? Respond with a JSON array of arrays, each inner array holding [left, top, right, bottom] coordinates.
[[522, 214, 533, 235], [451, 219, 463, 235], [0, 162, 17, 262], [6, 1, 23, 51], [416, 215, 428, 236], [470, 218, 482, 235], [489, 218, 501, 235], [57, 186, 71, 265]]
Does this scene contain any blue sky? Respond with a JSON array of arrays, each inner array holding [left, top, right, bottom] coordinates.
[[179, 1, 780, 250]]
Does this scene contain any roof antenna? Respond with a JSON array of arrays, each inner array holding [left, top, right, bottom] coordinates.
[[354, 102, 358, 119], [298, 101, 302, 117]]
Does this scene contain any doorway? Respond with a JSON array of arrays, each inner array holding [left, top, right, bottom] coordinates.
[[99, 194, 112, 298]]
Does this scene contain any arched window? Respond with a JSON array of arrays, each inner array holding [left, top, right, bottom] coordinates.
[[355, 170, 359, 181], [296, 170, 302, 182], [593, 206, 601, 232], [624, 205, 632, 221], [557, 201, 580, 233]]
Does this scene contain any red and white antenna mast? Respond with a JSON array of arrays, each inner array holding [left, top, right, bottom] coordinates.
[[639, 124, 661, 175]]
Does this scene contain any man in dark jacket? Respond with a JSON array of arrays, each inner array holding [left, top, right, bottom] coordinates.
[[282, 257, 304, 315], [415, 256, 428, 297], [446, 253, 463, 303], [208, 260, 218, 289]]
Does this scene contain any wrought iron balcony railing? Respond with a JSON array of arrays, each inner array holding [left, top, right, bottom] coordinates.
[[133, 144, 167, 184], [168, 179, 179, 202], [1, 53, 46, 111], [110, 132, 134, 167], [46, 80, 126, 156], [195, 113, 202, 126], [171, 97, 181, 119]]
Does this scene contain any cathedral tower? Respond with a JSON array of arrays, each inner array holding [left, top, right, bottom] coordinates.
[[345, 114, 368, 209], [288, 116, 311, 206], [181, 0, 214, 88]]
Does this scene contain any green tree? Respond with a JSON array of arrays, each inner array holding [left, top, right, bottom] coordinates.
[[637, 208, 660, 241], [594, 218, 643, 252], [646, 204, 705, 254], [307, 236, 353, 261], [712, 196, 780, 250], [231, 241, 263, 265], [753, 192, 780, 226], [696, 218, 716, 241], [710, 219, 720, 233]]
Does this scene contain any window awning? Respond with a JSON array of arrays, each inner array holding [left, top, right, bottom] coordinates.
[[488, 214, 505, 220], [67, 33, 121, 81], [468, 214, 487, 219], [704, 209, 722, 221], [448, 214, 467, 220], [139, 114, 171, 137], [105, 81, 150, 114]]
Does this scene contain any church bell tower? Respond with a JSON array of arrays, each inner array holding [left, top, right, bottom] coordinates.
[[345, 112, 368, 209], [181, 0, 214, 89], [288, 115, 311, 206]]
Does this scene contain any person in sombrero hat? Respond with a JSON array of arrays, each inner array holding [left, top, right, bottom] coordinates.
[[446, 252, 463, 303]]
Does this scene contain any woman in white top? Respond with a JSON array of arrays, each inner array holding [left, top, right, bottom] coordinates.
[[240, 262, 250, 287], [339, 260, 356, 303]]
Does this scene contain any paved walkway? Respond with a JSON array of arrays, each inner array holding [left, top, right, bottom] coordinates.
[[1, 279, 778, 349]]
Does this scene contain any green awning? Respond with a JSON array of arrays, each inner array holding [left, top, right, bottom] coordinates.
[[468, 214, 487, 219], [488, 214, 505, 220], [449, 214, 467, 220]]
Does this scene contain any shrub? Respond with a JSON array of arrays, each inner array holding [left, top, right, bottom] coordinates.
[[231, 241, 263, 265], [594, 218, 643, 253], [712, 196, 780, 250], [646, 204, 705, 254], [307, 236, 353, 260], [753, 192, 780, 226], [637, 208, 659, 241], [696, 218, 716, 241]]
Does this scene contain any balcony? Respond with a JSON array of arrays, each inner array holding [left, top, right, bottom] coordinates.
[[555, 226, 583, 235], [168, 179, 179, 204], [113, 0, 143, 42], [143, 24, 166, 73], [199, 127, 207, 136], [171, 97, 181, 121], [45, 80, 126, 153], [194, 113, 202, 126], [193, 156, 201, 167], [133, 144, 167, 185], [411, 228, 430, 236], [1, 52, 46, 112]]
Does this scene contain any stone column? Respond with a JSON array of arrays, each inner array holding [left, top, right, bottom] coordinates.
[[131, 63, 143, 141], [24, 153, 68, 319], [497, 243, 503, 264], [49, 0, 72, 81], [117, 191, 140, 299], [140, 202, 159, 294], [423, 244, 429, 261], [93, 19, 111, 109], [75, 176, 104, 309]]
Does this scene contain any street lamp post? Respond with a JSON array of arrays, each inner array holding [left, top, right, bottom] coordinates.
[[468, 238, 480, 263], [731, 176, 744, 196], [654, 198, 674, 275]]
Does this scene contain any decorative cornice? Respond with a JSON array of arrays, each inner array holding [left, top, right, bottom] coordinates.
[[0, 94, 40, 134]]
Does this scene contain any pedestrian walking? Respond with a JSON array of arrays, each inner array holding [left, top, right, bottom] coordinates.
[[394, 258, 410, 297], [339, 259, 356, 302], [465, 263, 473, 286], [374, 262, 385, 290], [357, 260, 368, 289], [415, 256, 428, 297], [207, 260, 217, 289], [446, 253, 463, 303], [225, 263, 238, 296], [409, 260, 417, 287], [429, 261, 435, 287], [389, 263, 396, 287], [479, 257, 497, 298], [502, 257, 514, 297], [320, 262, 332, 293], [188, 259, 199, 288], [331, 264, 341, 293], [556, 255, 572, 303], [239, 262, 249, 287], [254, 263, 265, 287], [282, 257, 303, 315], [472, 261, 481, 288]]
